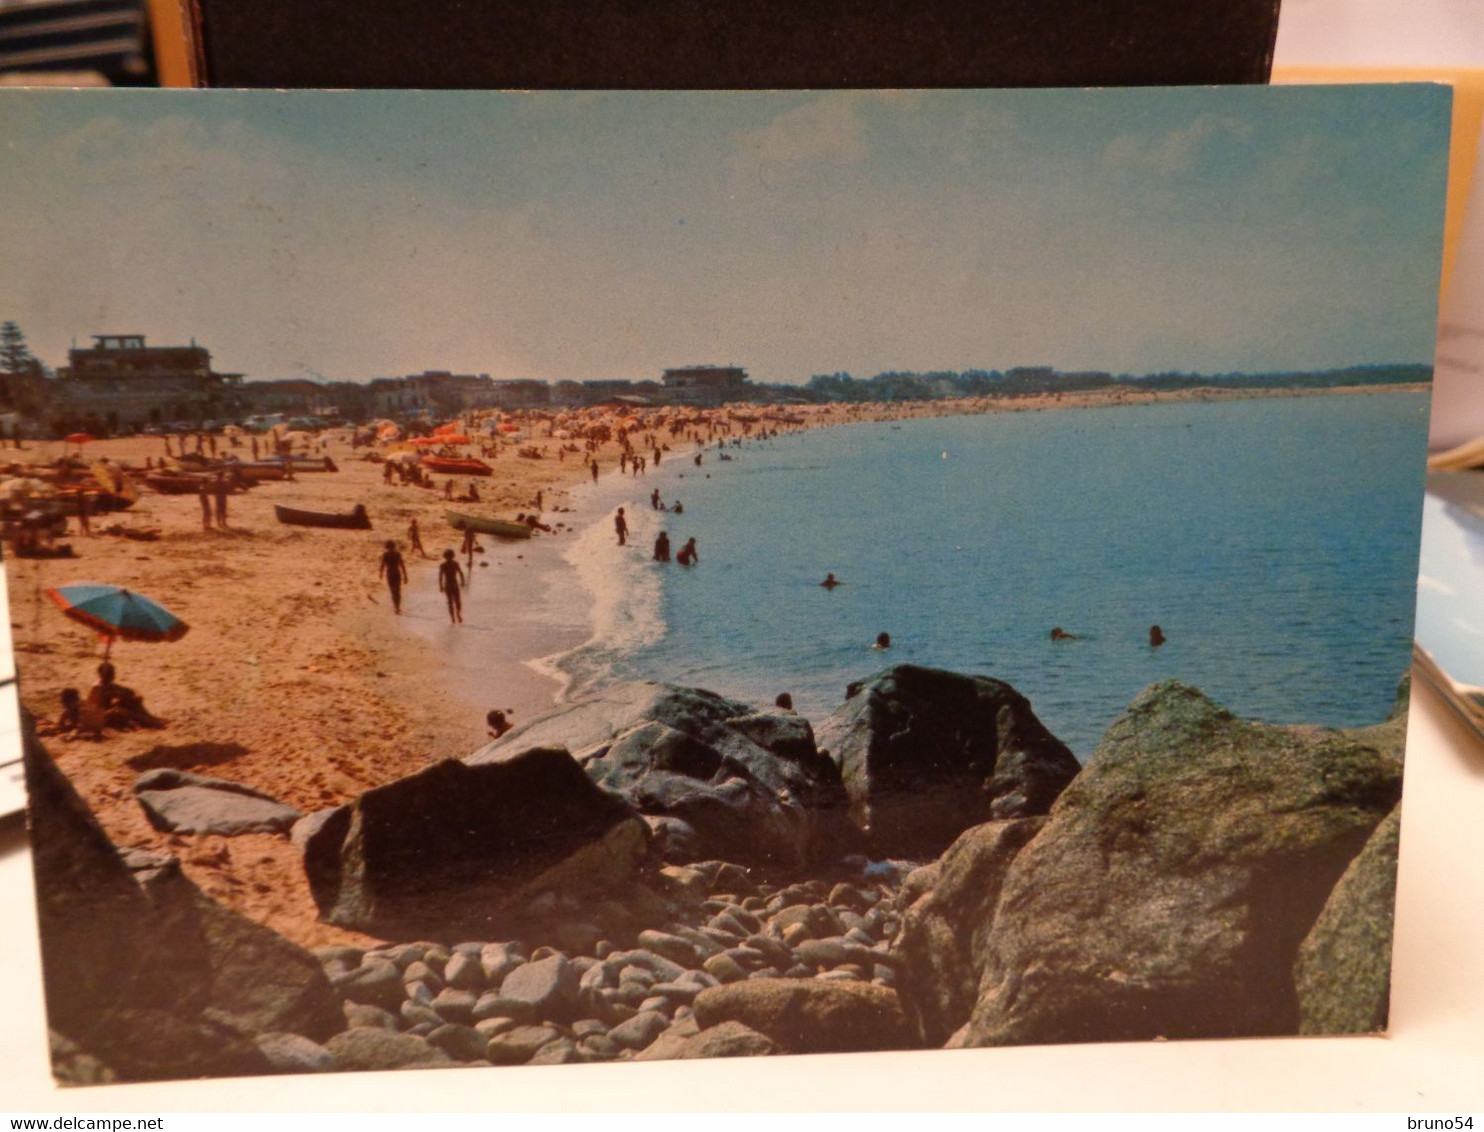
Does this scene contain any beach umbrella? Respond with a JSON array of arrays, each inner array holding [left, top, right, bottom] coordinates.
[[64, 432, 95, 447], [46, 583, 189, 656]]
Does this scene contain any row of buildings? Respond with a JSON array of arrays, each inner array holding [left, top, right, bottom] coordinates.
[[8, 333, 761, 434]]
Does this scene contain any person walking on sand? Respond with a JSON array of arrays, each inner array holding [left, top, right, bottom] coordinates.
[[380, 540, 409, 614], [591, 460, 599, 484], [676, 537, 698, 566], [651, 488, 661, 510], [212, 472, 229, 529], [197, 480, 212, 532], [653, 530, 671, 562], [461, 525, 478, 579], [439, 550, 465, 623], [408, 517, 426, 558], [615, 507, 628, 546]]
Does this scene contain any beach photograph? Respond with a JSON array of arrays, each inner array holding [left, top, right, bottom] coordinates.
[[0, 85, 1451, 1083]]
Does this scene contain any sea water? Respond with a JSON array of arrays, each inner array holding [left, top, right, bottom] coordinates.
[[545, 393, 1430, 758]]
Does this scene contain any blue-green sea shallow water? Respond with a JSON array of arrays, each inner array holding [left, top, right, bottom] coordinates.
[[548, 393, 1430, 759]]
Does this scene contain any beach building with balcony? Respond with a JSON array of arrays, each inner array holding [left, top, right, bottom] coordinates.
[[54, 333, 245, 432]]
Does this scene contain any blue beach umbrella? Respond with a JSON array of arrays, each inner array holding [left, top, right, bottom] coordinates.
[[45, 583, 189, 656]]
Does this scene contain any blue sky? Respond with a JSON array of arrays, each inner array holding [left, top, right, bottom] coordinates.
[[0, 86, 1451, 385]]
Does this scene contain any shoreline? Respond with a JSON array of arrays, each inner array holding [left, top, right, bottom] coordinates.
[[0, 381, 1424, 948]]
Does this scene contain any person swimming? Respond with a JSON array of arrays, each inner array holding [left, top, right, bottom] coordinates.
[[1050, 627, 1077, 641], [873, 632, 891, 649], [1149, 624, 1166, 647], [820, 573, 841, 589]]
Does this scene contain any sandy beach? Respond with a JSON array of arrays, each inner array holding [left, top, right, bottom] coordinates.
[[1, 383, 1420, 950]]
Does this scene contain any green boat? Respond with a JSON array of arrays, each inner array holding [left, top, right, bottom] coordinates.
[[446, 510, 532, 539]]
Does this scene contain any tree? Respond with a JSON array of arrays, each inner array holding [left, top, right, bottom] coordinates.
[[1, 320, 35, 374]]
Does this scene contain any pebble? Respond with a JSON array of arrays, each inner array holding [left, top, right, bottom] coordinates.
[[431, 988, 478, 1025], [473, 992, 535, 1025], [744, 934, 795, 969], [403, 961, 442, 991], [703, 954, 748, 983], [401, 1001, 444, 1029], [254, 1031, 336, 1074], [608, 1010, 669, 1050], [427, 1023, 489, 1062], [325, 1028, 453, 1071], [500, 955, 578, 1020], [475, 1017, 518, 1039], [343, 1002, 399, 1030], [529, 1038, 582, 1065], [636, 930, 703, 968], [444, 951, 484, 991], [479, 941, 524, 982], [336, 960, 405, 1011], [310, 856, 914, 1069], [485, 1024, 563, 1066], [578, 1034, 621, 1060], [314, 945, 365, 970]]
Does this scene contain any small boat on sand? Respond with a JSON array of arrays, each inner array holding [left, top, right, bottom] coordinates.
[[446, 511, 532, 539], [423, 456, 493, 477], [144, 473, 209, 495], [274, 503, 372, 530], [229, 461, 290, 482]]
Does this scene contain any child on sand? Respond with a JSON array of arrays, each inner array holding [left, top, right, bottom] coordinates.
[[439, 550, 466, 623]]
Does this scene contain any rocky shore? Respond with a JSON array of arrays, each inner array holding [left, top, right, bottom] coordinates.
[[25, 663, 1407, 1082]]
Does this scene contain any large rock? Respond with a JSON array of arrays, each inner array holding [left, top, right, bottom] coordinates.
[[125, 850, 344, 1042], [691, 978, 917, 1054], [21, 716, 337, 1083], [1294, 804, 1402, 1034], [298, 747, 648, 938], [938, 681, 1402, 1048], [322, 1028, 454, 1072], [472, 682, 854, 868], [892, 817, 1045, 1046], [134, 768, 301, 836], [814, 665, 1079, 858]]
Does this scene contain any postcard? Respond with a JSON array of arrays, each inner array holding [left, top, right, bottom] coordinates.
[[0, 86, 1449, 1086]]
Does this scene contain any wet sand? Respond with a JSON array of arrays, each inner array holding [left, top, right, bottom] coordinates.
[[0, 383, 1417, 949]]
